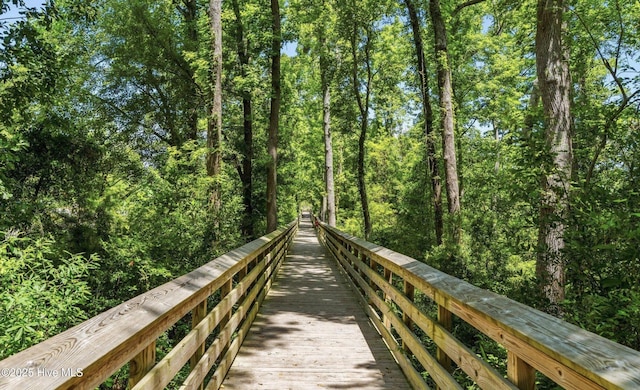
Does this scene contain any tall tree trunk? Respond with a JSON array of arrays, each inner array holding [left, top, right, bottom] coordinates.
[[535, 0, 572, 316], [232, 0, 254, 238], [321, 195, 327, 222], [523, 79, 540, 142], [357, 119, 371, 240], [404, 0, 443, 245], [320, 30, 337, 227], [183, 0, 199, 142], [207, 0, 223, 210], [350, 23, 373, 240], [241, 97, 254, 237], [266, 0, 281, 233], [429, 0, 461, 243]]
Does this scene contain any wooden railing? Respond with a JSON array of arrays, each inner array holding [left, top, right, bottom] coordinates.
[[316, 219, 640, 390], [0, 220, 297, 390]]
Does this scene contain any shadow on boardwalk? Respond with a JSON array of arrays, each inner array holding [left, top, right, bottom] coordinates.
[[222, 219, 411, 390]]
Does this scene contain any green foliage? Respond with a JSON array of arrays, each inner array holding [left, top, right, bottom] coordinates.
[[0, 1, 248, 360], [91, 143, 243, 310], [0, 127, 27, 200], [0, 232, 96, 359], [1, 0, 640, 376], [564, 186, 640, 348]]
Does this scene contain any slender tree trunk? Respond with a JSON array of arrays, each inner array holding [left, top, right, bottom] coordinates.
[[405, 0, 443, 245], [323, 86, 336, 227], [429, 0, 461, 243], [207, 0, 223, 210], [320, 30, 337, 227], [493, 122, 500, 174], [321, 195, 327, 222], [523, 79, 540, 141], [183, 0, 199, 142], [266, 0, 281, 233], [350, 23, 373, 240], [232, 0, 254, 238], [535, 0, 572, 316], [357, 118, 371, 240], [241, 97, 254, 237]]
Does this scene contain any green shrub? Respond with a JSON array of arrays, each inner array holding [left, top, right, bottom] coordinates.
[[0, 232, 96, 359]]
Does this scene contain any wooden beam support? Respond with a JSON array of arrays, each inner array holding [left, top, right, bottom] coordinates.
[[508, 351, 536, 390], [437, 304, 453, 374], [403, 280, 415, 354], [189, 299, 207, 390], [383, 268, 393, 331], [129, 341, 156, 388], [220, 279, 233, 337]]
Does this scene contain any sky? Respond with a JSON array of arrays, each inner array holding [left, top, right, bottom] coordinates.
[[1, 1, 299, 56], [0, 0, 45, 22], [1, 2, 635, 86], [282, 41, 297, 57]]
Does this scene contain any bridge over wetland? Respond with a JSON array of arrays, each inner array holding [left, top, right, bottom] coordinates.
[[1, 217, 640, 389]]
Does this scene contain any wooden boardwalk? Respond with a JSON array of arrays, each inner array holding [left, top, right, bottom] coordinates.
[[222, 219, 411, 390]]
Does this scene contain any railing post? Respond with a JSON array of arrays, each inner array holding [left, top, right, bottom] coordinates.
[[189, 298, 207, 390], [237, 265, 248, 301], [343, 241, 350, 264], [129, 341, 156, 388], [358, 252, 368, 296], [383, 267, 393, 330], [221, 279, 233, 326], [220, 278, 233, 354], [507, 351, 536, 390], [357, 251, 366, 278], [402, 281, 415, 354], [369, 258, 379, 306], [437, 304, 452, 373]]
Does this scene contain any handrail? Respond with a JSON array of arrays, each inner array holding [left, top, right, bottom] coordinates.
[[0, 220, 298, 390], [316, 219, 640, 390]]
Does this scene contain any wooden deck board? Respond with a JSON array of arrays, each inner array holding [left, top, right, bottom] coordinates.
[[222, 220, 411, 390]]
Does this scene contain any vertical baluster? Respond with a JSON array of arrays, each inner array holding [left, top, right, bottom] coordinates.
[[437, 304, 452, 374], [221, 278, 233, 322], [369, 258, 379, 306], [344, 241, 350, 267], [507, 351, 536, 390], [403, 281, 415, 354], [189, 299, 207, 390], [358, 252, 367, 297], [383, 268, 393, 330], [349, 244, 358, 283], [238, 265, 248, 281], [238, 263, 248, 292], [357, 251, 366, 279], [129, 341, 156, 388], [220, 278, 233, 355]]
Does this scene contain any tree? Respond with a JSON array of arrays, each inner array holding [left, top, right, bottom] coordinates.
[[429, 0, 461, 243], [97, 0, 204, 153], [404, 0, 443, 245], [230, 0, 255, 238], [344, 1, 374, 240], [535, 0, 573, 315], [207, 0, 223, 212], [319, 10, 336, 227], [180, 0, 200, 141], [266, 0, 281, 232]]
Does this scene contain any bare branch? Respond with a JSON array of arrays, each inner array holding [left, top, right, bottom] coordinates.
[[614, 0, 623, 75], [585, 90, 640, 186], [452, 0, 486, 17], [573, 8, 627, 102]]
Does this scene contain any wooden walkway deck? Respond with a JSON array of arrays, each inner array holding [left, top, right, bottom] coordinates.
[[222, 219, 411, 390]]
